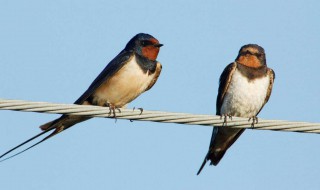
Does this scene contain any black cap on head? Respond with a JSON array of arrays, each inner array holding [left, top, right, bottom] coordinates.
[[124, 33, 157, 51], [239, 44, 265, 54]]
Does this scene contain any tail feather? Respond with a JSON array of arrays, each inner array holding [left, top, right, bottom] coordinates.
[[197, 153, 209, 175], [39, 120, 56, 131], [197, 127, 244, 175], [196, 150, 226, 175], [0, 128, 54, 162], [0, 115, 89, 162], [207, 150, 226, 166]]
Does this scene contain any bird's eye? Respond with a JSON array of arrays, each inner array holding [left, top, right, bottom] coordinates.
[[255, 53, 264, 58], [141, 40, 152, 46], [241, 50, 251, 56]]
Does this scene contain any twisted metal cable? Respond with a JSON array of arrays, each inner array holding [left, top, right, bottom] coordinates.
[[1, 98, 319, 134]]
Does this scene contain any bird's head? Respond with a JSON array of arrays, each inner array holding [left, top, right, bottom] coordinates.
[[125, 33, 163, 61], [236, 44, 266, 68]]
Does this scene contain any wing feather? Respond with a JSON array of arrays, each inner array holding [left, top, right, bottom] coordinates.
[[256, 68, 275, 115], [216, 62, 237, 115], [74, 50, 133, 104]]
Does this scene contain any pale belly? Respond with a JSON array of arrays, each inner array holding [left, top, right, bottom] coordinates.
[[93, 56, 156, 107], [220, 69, 270, 117]]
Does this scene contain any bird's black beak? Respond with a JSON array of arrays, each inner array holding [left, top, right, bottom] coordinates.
[[154, 43, 163, 48]]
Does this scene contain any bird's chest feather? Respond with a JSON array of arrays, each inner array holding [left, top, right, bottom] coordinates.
[[94, 56, 156, 107], [221, 69, 270, 117]]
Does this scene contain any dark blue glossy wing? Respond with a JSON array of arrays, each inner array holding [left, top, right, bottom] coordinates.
[[0, 50, 134, 162], [216, 62, 237, 115], [256, 68, 275, 115], [74, 50, 133, 105], [197, 62, 238, 175]]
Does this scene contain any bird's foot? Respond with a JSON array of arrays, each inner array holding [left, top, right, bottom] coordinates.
[[248, 116, 258, 128], [133, 107, 143, 115], [130, 107, 144, 122], [220, 114, 232, 126], [107, 104, 121, 123]]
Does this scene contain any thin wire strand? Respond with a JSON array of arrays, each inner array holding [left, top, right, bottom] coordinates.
[[1, 98, 319, 134]]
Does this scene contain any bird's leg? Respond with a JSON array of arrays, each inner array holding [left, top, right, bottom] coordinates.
[[105, 102, 121, 117], [108, 106, 116, 117], [248, 116, 258, 128], [220, 114, 232, 127], [105, 104, 118, 122]]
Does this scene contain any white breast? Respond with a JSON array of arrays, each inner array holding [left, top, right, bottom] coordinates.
[[220, 69, 270, 117], [94, 55, 157, 107]]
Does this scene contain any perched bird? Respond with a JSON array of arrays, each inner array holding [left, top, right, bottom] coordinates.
[[197, 44, 275, 175], [0, 33, 163, 161]]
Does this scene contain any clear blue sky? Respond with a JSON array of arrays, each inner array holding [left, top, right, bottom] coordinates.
[[1, 0, 320, 189]]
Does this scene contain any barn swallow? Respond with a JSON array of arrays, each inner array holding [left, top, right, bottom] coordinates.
[[197, 44, 275, 175], [0, 33, 163, 161]]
